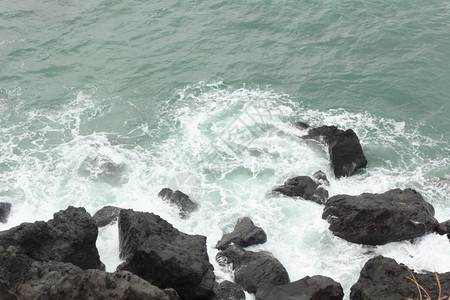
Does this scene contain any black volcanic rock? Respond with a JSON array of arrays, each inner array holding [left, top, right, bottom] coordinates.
[[117, 209, 215, 300], [216, 245, 289, 294], [256, 275, 344, 300], [213, 280, 245, 300], [92, 205, 122, 227], [158, 188, 198, 218], [0, 247, 83, 300], [322, 188, 438, 245], [273, 175, 329, 204], [0, 206, 103, 270], [216, 217, 267, 250], [0, 249, 180, 300], [297, 124, 367, 178], [350, 256, 450, 300], [313, 170, 329, 186], [436, 218, 450, 237], [48, 270, 181, 300], [0, 202, 12, 223]]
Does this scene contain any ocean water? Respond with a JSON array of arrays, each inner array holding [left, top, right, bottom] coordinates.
[[1, 0, 449, 298]]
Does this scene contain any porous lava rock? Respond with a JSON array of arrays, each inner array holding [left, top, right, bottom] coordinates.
[[216, 217, 267, 250], [256, 275, 344, 300], [117, 209, 215, 300], [0, 206, 103, 270], [273, 175, 329, 204], [322, 188, 438, 245], [295, 123, 367, 178], [213, 280, 245, 300], [350, 256, 450, 300], [92, 205, 122, 227], [158, 188, 198, 218], [216, 245, 289, 294]]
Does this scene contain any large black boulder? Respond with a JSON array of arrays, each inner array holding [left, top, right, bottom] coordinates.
[[322, 188, 438, 245], [296, 123, 367, 178], [0, 202, 12, 223], [158, 188, 198, 218], [0, 206, 103, 270], [0, 246, 84, 300], [273, 175, 329, 204], [350, 256, 450, 300], [216, 217, 267, 250], [256, 275, 344, 300], [0, 246, 180, 300], [117, 209, 215, 300], [47, 270, 181, 300], [216, 245, 289, 294]]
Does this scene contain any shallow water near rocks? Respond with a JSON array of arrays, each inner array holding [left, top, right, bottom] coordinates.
[[1, 1, 449, 298]]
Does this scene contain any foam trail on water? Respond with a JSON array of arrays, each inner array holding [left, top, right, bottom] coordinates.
[[0, 82, 449, 299]]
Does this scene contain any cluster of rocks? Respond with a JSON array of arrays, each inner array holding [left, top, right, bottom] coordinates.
[[0, 205, 345, 299], [0, 206, 180, 299], [273, 123, 450, 245], [2, 202, 450, 299], [1, 123, 449, 299]]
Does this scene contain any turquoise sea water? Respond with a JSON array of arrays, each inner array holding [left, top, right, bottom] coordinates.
[[1, 1, 449, 298]]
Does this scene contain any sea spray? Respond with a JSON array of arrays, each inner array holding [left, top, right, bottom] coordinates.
[[1, 83, 449, 299]]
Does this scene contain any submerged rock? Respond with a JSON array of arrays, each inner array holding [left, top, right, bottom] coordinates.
[[92, 205, 122, 227], [216, 217, 267, 250], [256, 275, 344, 300], [273, 175, 329, 204], [0, 206, 103, 270], [322, 188, 438, 245], [216, 245, 289, 294], [79, 154, 128, 185], [296, 123, 367, 178], [117, 209, 215, 300], [350, 256, 450, 300], [0, 202, 12, 223], [158, 188, 198, 218]]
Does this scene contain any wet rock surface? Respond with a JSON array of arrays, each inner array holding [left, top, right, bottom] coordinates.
[[295, 123, 367, 178], [0, 206, 103, 270], [117, 209, 215, 300], [0, 202, 12, 223], [158, 188, 198, 218], [92, 205, 122, 227], [216, 217, 267, 250], [322, 188, 438, 245], [273, 175, 328, 204], [216, 245, 290, 294], [350, 256, 450, 300], [213, 280, 246, 300], [256, 275, 344, 300]]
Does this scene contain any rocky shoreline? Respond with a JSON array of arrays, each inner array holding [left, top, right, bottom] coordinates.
[[1, 200, 449, 299], [1, 123, 449, 299]]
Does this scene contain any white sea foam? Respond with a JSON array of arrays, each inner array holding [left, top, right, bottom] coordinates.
[[0, 82, 449, 299]]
